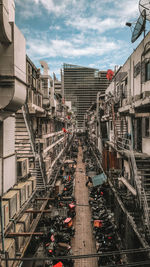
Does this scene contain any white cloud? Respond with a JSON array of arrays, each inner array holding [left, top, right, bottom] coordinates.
[[49, 25, 60, 30], [32, 0, 73, 15], [15, 0, 42, 18], [15, 0, 139, 26], [26, 33, 123, 59], [66, 17, 124, 33], [15, 0, 140, 76], [66, 0, 139, 33]]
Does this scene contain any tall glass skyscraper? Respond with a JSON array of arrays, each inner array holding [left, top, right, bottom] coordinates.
[[63, 63, 108, 129]]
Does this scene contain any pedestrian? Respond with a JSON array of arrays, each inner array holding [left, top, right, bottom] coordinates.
[[85, 176, 92, 186]]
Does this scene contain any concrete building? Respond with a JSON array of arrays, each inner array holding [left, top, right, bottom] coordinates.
[[63, 63, 108, 129], [0, 0, 26, 195], [85, 30, 150, 253], [0, 3, 76, 261]]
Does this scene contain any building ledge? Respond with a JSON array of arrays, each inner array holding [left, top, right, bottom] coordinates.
[[118, 104, 131, 113], [134, 96, 150, 108], [105, 140, 150, 159], [101, 114, 109, 121], [28, 103, 45, 113], [118, 177, 137, 196], [43, 136, 64, 156]]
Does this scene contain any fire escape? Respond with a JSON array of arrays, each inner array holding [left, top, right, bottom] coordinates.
[[15, 104, 46, 190], [110, 74, 150, 240]]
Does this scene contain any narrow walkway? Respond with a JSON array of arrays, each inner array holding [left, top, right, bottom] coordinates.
[[72, 146, 98, 267]]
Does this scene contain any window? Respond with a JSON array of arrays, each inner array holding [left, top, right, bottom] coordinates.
[[145, 62, 150, 81], [145, 118, 150, 137], [125, 77, 128, 85], [110, 121, 113, 130]]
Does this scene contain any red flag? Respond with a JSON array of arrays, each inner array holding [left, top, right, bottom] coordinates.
[[106, 69, 114, 81]]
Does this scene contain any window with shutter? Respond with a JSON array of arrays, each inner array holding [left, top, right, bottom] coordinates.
[[141, 60, 146, 83], [145, 61, 150, 81]]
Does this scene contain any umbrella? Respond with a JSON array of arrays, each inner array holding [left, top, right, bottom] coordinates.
[[92, 172, 107, 187], [53, 262, 63, 267], [64, 217, 72, 223]]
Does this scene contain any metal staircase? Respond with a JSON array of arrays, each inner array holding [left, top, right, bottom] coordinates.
[[136, 157, 150, 234], [115, 117, 128, 138], [15, 113, 34, 158], [15, 104, 46, 190], [127, 151, 150, 237], [112, 112, 150, 236], [35, 157, 46, 190]]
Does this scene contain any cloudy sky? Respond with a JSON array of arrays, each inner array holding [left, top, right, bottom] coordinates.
[[15, 0, 145, 78]]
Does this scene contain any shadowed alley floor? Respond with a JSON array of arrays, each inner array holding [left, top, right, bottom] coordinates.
[[72, 145, 98, 267]]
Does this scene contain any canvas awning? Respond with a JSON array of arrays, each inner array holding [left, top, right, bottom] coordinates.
[[92, 173, 107, 187], [64, 159, 75, 164]]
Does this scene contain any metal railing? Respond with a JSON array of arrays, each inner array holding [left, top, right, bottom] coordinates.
[[36, 141, 46, 188], [22, 103, 35, 157], [22, 104, 46, 189], [114, 135, 150, 234], [117, 136, 131, 151], [141, 187, 150, 233]]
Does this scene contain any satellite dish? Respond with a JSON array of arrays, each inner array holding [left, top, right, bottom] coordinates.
[[139, 0, 150, 21], [131, 9, 146, 43]]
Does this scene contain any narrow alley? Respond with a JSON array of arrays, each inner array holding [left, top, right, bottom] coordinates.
[[72, 145, 98, 267]]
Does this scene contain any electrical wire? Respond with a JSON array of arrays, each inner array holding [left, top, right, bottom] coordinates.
[[1, 247, 150, 261]]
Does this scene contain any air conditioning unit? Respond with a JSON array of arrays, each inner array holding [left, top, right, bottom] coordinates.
[[25, 180, 32, 198], [1, 238, 16, 267], [17, 158, 29, 178], [13, 182, 27, 207], [19, 213, 32, 232], [15, 223, 24, 251], [3, 190, 20, 218], [0, 201, 9, 231], [28, 176, 36, 192]]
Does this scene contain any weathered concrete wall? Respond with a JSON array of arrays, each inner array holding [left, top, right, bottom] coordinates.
[[0, 0, 26, 119], [0, 117, 16, 194], [142, 137, 150, 155]]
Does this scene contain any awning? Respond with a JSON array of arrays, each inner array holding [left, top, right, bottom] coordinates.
[[64, 159, 75, 164], [92, 173, 107, 187]]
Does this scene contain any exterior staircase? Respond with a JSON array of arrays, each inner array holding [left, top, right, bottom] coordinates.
[[35, 158, 46, 190], [116, 117, 128, 138], [135, 157, 150, 235], [15, 113, 34, 158], [15, 104, 46, 191]]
